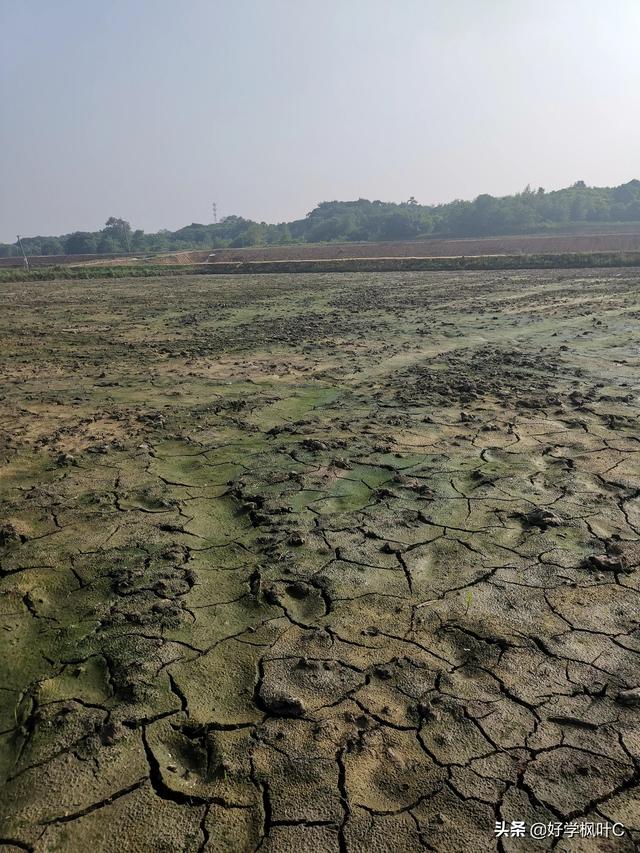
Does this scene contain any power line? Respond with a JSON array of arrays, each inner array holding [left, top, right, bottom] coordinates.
[[212, 202, 218, 224]]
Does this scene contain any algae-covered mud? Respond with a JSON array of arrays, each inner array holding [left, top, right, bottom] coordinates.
[[1, 270, 639, 852]]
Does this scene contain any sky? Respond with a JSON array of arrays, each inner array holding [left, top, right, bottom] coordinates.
[[1, 0, 639, 241]]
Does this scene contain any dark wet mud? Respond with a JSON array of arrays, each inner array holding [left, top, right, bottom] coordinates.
[[1, 269, 639, 851]]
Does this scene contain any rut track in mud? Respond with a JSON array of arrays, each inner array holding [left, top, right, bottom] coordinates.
[[1, 269, 640, 851]]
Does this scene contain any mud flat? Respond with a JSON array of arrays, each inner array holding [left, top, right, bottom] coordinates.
[[1, 269, 639, 851]]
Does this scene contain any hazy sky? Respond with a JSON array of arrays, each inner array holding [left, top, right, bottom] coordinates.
[[1, 0, 639, 241]]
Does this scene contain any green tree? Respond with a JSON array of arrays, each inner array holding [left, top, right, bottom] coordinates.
[[278, 225, 293, 244], [40, 238, 64, 255], [131, 229, 146, 251], [104, 217, 132, 250], [97, 235, 120, 254], [64, 232, 98, 254]]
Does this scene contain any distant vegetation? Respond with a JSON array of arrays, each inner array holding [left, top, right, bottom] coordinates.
[[3, 180, 640, 258]]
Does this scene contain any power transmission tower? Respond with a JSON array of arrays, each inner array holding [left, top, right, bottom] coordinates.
[[212, 202, 218, 224], [17, 235, 30, 271]]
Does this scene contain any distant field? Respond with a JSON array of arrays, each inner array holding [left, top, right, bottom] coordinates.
[[3, 252, 640, 283], [0, 251, 142, 268], [2, 227, 640, 268], [211, 230, 640, 262]]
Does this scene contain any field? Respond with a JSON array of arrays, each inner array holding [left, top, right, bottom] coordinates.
[[209, 231, 640, 263], [1, 269, 640, 851], [2, 227, 640, 269], [4, 253, 640, 287]]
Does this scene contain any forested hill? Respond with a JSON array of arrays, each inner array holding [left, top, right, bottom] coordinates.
[[4, 179, 640, 257]]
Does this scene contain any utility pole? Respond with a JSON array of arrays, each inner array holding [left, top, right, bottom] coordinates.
[[17, 235, 30, 271], [212, 202, 218, 224]]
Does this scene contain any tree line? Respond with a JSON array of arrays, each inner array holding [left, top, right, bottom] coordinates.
[[3, 180, 640, 258]]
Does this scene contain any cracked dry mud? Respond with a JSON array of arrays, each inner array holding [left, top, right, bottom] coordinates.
[[1, 269, 639, 852]]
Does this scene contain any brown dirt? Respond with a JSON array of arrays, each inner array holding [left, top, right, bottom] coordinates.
[[209, 232, 640, 263], [1, 268, 640, 851]]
